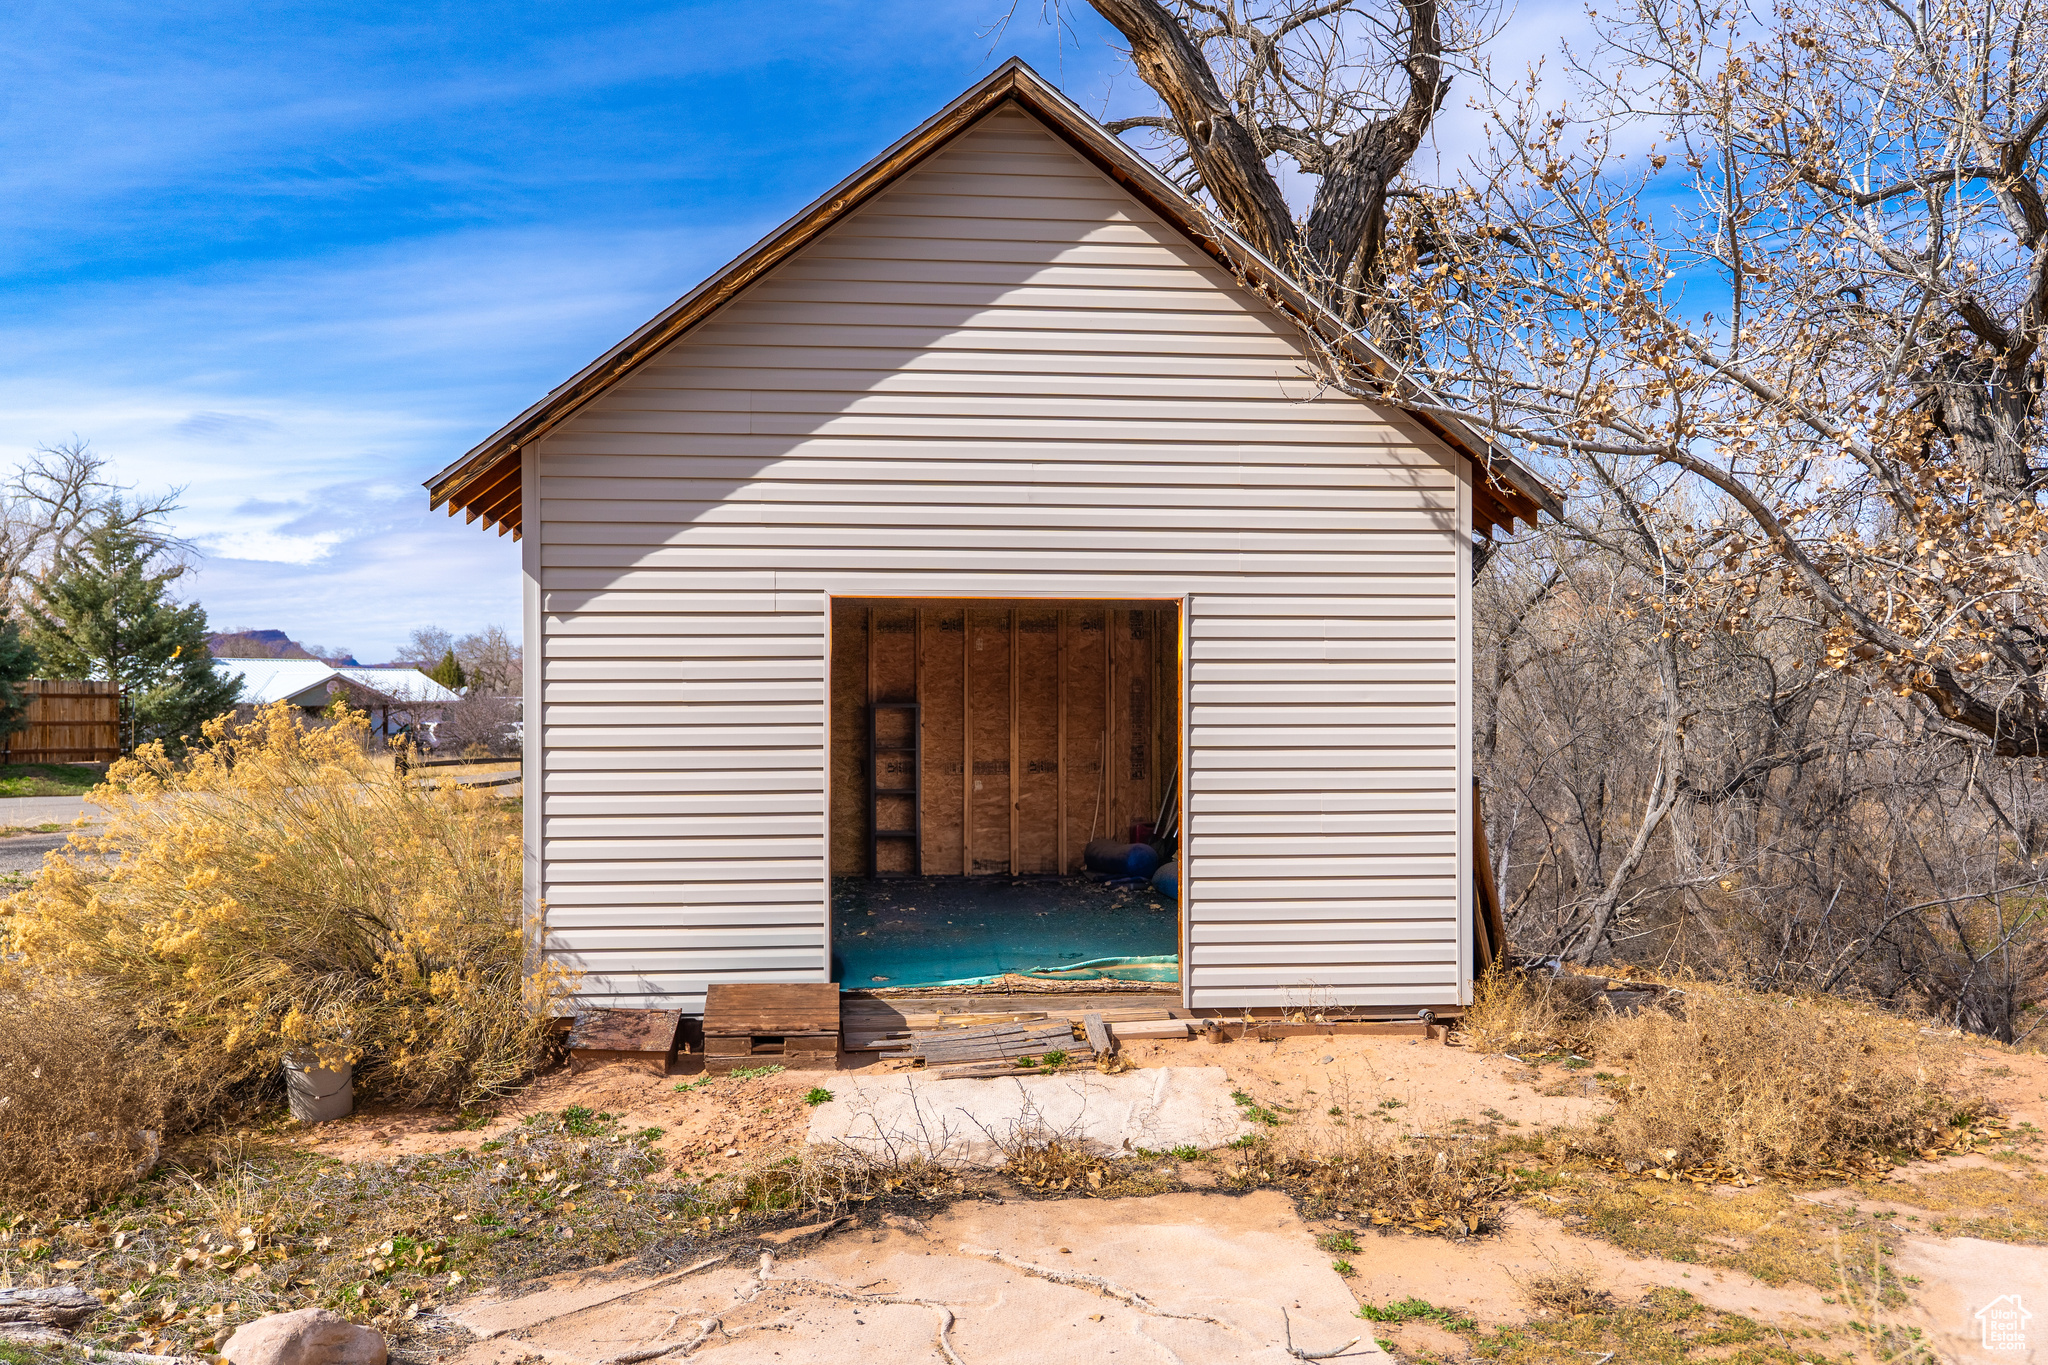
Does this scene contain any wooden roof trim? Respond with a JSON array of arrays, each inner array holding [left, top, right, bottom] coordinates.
[[460, 459, 521, 525], [479, 485, 521, 536], [425, 57, 1562, 534]]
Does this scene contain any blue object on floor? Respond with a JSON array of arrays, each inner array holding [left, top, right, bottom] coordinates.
[[1122, 843, 1161, 878], [832, 876, 1179, 990], [1151, 858, 1179, 901]]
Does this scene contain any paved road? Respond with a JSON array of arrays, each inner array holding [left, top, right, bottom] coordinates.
[[0, 796, 102, 827], [0, 830, 80, 875]]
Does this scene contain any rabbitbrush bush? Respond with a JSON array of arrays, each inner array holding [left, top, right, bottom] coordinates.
[[3, 702, 571, 1119], [0, 979, 175, 1212]]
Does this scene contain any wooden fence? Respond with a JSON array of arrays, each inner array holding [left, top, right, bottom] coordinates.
[[3, 679, 122, 764]]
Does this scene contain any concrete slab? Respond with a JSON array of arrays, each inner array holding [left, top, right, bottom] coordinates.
[[1893, 1235, 2048, 1364], [447, 1191, 1379, 1365], [805, 1065, 1253, 1165]]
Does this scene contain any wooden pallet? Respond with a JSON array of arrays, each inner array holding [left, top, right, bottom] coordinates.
[[566, 1008, 684, 1075], [703, 983, 841, 1073]]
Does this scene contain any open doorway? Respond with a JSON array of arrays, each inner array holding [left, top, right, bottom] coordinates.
[[829, 598, 1183, 991]]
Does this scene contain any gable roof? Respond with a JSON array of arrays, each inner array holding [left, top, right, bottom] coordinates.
[[425, 57, 1560, 540], [216, 657, 462, 707]]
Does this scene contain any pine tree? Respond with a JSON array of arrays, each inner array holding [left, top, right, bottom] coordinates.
[[426, 647, 466, 692], [0, 619, 38, 744], [25, 526, 240, 752]]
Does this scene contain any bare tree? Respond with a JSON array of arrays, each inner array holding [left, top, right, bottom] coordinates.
[[394, 626, 455, 667], [1012, 0, 2048, 1033], [1079, 0, 1480, 314], [1478, 517, 2048, 1037], [454, 625, 520, 696], [435, 692, 521, 756], [0, 441, 185, 610], [1382, 0, 2048, 755]]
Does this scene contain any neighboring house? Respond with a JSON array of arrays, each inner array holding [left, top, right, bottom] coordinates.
[[213, 658, 461, 740], [425, 60, 1559, 1015]]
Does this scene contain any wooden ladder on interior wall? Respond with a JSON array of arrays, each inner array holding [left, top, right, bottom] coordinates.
[[869, 700, 921, 876]]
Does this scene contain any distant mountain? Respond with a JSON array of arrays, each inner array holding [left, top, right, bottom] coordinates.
[[207, 629, 361, 667]]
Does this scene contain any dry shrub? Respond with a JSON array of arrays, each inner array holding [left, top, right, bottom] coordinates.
[[1514, 1262, 1612, 1317], [0, 983, 174, 1212], [1459, 965, 1595, 1055], [998, 1133, 1182, 1197], [675, 1148, 975, 1234], [1586, 985, 1977, 1171], [2, 701, 572, 1119], [1231, 1130, 1517, 1236]]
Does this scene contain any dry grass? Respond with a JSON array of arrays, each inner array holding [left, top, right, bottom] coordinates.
[[1, 1110, 671, 1354], [1466, 1286, 1826, 1365], [1514, 1261, 1613, 1317], [1538, 1173, 1900, 1292], [0, 984, 174, 1213], [1587, 986, 1978, 1173], [1880, 1164, 2048, 1242], [0, 1106, 1018, 1356], [1, 702, 571, 1120], [1465, 970, 1986, 1173], [1460, 966, 1597, 1056], [1225, 1127, 1519, 1236]]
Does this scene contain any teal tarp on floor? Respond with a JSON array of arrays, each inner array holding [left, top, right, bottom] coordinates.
[[832, 876, 1179, 990]]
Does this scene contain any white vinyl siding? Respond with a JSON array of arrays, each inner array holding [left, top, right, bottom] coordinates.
[[1184, 595, 1466, 1008], [532, 105, 1469, 1012]]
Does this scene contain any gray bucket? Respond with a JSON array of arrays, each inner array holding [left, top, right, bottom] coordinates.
[[283, 1053, 354, 1123]]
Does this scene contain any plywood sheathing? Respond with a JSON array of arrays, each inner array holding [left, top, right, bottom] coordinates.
[[871, 607, 919, 875], [1065, 611, 1108, 854], [1016, 609, 1061, 875], [920, 610, 967, 877], [831, 599, 1179, 877], [968, 607, 1014, 874], [829, 608, 870, 877]]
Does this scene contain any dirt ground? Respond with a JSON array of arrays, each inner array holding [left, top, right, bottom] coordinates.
[[303, 1030, 2048, 1364], [306, 1029, 1596, 1173]]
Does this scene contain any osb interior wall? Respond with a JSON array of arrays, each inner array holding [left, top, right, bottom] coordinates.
[[831, 598, 1181, 876]]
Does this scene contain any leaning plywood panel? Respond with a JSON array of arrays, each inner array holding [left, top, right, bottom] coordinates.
[[529, 104, 1470, 1010]]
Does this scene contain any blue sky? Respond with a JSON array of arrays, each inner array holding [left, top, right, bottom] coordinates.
[[0, 0, 1587, 662]]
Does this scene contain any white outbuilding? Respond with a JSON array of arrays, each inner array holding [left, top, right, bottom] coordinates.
[[427, 61, 1554, 1016]]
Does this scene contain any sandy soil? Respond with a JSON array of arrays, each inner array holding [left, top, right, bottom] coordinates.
[[303, 1029, 1591, 1174], [1958, 1045, 2048, 1133], [1151, 1030, 1608, 1140], [300, 1061, 831, 1180], [1338, 1206, 1859, 1330], [307, 1027, 2047, 1364]]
